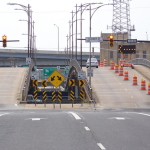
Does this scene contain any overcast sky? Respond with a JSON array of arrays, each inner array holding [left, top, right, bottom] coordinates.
[[0, 0, 150, 52]]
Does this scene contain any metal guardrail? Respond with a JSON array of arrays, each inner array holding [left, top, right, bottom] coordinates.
[[131, 58, 150, 68], [22, 60, 34, 101], [68, 59, 92, 101]]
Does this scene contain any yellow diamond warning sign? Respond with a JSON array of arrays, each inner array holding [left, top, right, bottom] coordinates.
[[47, 70, 65, 87]]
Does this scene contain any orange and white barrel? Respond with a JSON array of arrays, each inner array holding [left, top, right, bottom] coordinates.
[[132, 74, 138, 85], [118, 66, 123, 76], [147, 83, 150, 95], [119, 59, 122, 66], [114, 64, 119, 73], [103, 59, 107, 67], [124, 71, 128, 80], [141, 79, 146, 90], [100, 61, 103, 67], [110, 61, 114, 70]]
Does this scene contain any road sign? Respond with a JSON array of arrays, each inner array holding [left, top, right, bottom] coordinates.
[[85, 37, 103, 43], [32, 80, 38, 87], [43, 68, 57, 77], [58, 91, 62, 102], [79, 80, 84, 87], [118, 45, 136, 54], [127, 39, 137, 43], [42, 80, 47, 87], [31, 71, 39, 80], [26, 58, 31, 64], [78, 71, 86, 80], [69, 79, 75, 86], [52, 91, 56, 102], [87, 69, 93, 77], [47, 70, 65, 87]]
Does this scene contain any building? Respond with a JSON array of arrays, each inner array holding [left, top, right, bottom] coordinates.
[[100, 33, 150, 65]]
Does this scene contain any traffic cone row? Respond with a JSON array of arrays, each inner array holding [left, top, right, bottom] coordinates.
[[110, 63, 150, 95]]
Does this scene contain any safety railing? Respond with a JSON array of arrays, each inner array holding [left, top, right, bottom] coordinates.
[[67, 59, 92, 101], [131, 58, 150, 68], [22, 60, 34, 101]]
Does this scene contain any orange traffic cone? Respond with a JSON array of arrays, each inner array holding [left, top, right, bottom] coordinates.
[[103, 59, 107, 67], [110, 61, 114, 70], [141, 79, 146, 90], [100, 61, 103, 67], [114, 64, 119, 73], [132, 74, 138, 85], [124, 71, 128, 80], [118, 66, 123, 76]]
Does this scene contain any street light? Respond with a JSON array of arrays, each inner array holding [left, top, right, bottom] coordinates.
[[7, 2, 31, 58], [88, 3, 114, 87], [54, 24, 59, 51]]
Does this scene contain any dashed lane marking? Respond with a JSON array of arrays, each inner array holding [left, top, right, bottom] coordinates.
[[85, 127, 90, 131], [97, 143, 106, 150], [69, 112, 81, 120]]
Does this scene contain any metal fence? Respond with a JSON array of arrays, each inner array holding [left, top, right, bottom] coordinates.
[[131, 58, 150, 68]]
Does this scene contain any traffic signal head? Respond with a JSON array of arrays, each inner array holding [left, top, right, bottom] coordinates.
[[109, 35, 114, 47], [2, 35, 7, 48]]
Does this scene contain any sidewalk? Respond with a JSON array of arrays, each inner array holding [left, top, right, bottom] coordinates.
[[134, 65, 150, 81]]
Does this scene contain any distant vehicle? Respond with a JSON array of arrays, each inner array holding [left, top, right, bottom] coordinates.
[[27, 95, 43, 103], [86, 57, 99, 68]]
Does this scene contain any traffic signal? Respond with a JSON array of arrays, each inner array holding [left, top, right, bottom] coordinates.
[[2, 35, 7, 48], [109, 35, 114, 47]]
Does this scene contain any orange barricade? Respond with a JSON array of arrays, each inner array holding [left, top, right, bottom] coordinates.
[[100, 61, 103, 67], [124, 71, 128, 80], [110, 62, 114, 70], [141, 79, 146, 90], [118, 66, 123, 76], [119, 59, 122, 66], [132, 74, 138, 85], [114, 64, 119, 73], [147, 83, 150, 95], [103, 59, 107, 67]]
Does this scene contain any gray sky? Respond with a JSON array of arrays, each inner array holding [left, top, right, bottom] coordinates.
[[0, 0, 150, 52]]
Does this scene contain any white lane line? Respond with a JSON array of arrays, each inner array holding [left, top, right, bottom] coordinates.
[[69, 112, 81, 120], [32, 118, 41, 121], [126, 112, 150, 117], [85, 127, 90, 131], [131, 96, 133, 98], [97, 143, 106, 150], [125, 89, 127, 91]]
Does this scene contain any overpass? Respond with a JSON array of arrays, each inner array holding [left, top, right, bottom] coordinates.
[[0, 49, 100, 67]]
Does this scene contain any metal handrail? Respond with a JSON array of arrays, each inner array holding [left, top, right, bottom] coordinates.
[[67, 59, 92, 101], [22, 60, 34, 101], [131, 58, 150, 68]]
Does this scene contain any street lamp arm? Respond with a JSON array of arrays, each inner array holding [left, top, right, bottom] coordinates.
[[90, 3, 115, 19], [7, 3, 29, 10]]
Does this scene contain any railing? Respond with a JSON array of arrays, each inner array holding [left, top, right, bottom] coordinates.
[[67, 59, 92, 101], [22, 60, 34, 101], [131, 58, 150, 68]]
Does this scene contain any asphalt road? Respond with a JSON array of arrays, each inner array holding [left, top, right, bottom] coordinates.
[[0, 108, 150, 150]]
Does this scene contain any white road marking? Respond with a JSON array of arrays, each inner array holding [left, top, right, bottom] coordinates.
[[108, 117, 130, 120], [85, 127, 90, 131], [125, 89, 127, 91], [97, 143, 106, 150], [69, 112, 81, 120], [131, 96, 133, 98], [32, 118, 41, 121], [126, 112, 150, 117], [15, 104, 17, 106]]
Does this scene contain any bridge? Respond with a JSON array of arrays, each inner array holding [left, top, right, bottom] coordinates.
[[0, 49, 100, 67]]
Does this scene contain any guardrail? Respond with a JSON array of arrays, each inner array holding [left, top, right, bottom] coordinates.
[[131, 58, 150, 68], [22, 60, 34, 101], [68, 59, 92, 101]]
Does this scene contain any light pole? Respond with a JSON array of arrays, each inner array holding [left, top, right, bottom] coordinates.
[[7, 3, 31, 58], [88, 3, 114, 87], [54, 24, 59, 51]]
